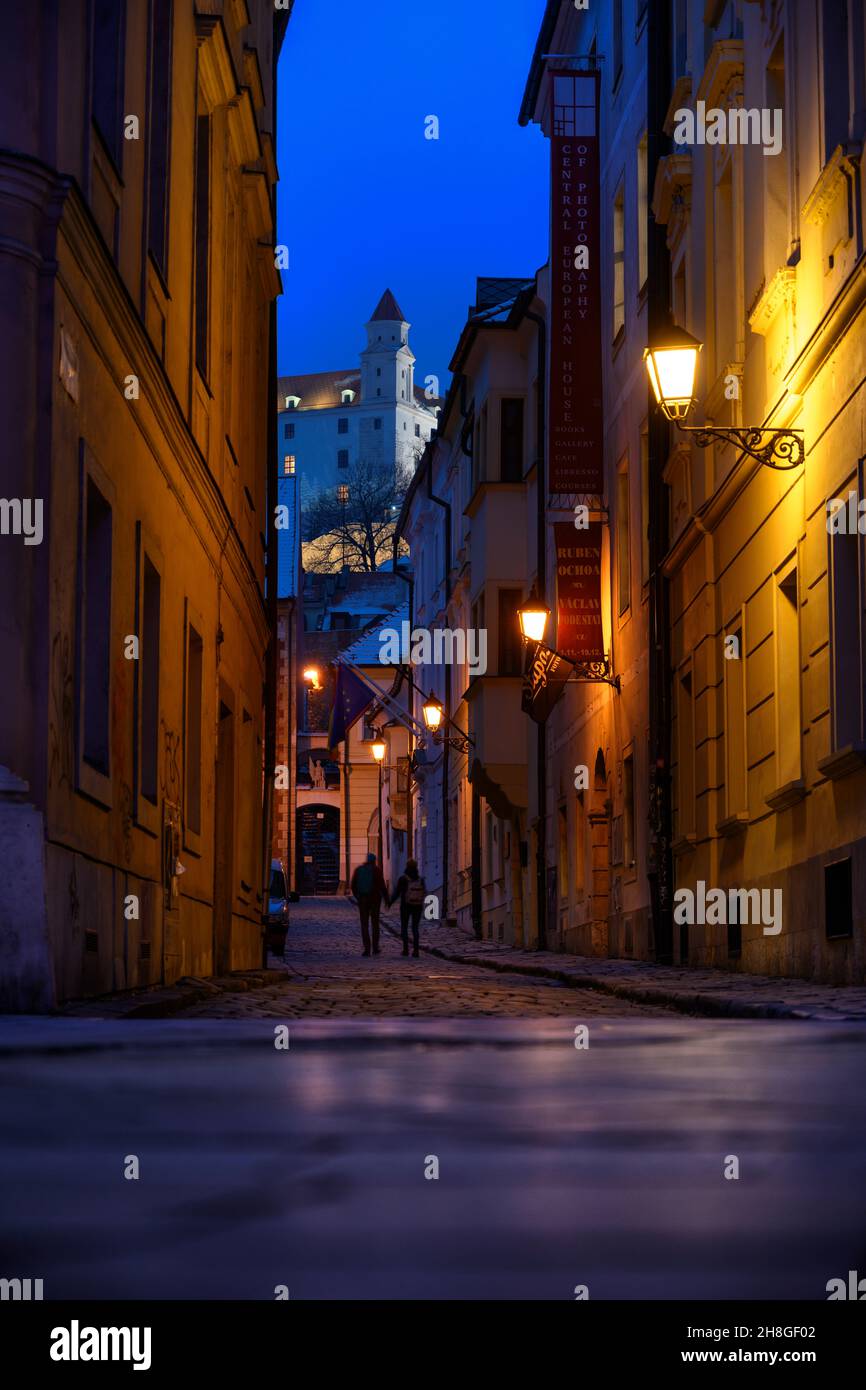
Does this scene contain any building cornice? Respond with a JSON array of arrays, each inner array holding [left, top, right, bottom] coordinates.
[[694, 38, 744, 110]]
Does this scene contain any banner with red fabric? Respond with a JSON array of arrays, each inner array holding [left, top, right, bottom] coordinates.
[[554, 521, 605, 663], [548, 69, 603, 495]]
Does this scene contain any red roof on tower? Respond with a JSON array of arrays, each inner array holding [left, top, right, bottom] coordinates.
[[369, 288, 406, 322]]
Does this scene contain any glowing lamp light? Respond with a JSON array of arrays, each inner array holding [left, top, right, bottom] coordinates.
[[302, 666, 321, 691], [422, 693, 444, 733], [370, 739, 386, 763], [643, 324, 702, 423], [518, 586, 551, 644]]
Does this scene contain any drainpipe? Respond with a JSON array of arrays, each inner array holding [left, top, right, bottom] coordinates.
[[424, 452, 453, 920], [648, 0, 674, 963], [524, 307, 547, 951]]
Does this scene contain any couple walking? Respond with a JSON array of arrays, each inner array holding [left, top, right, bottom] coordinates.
[[349, 853, 426, 958]]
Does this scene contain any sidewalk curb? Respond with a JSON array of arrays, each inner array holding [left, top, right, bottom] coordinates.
[[379, 918, 855, 1020], [56, 968, 288, 1020]]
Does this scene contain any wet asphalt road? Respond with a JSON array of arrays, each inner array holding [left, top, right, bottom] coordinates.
[[2, 1014, 866, 1300]]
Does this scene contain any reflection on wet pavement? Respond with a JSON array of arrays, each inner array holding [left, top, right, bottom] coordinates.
[[1, 1016, 865, 1300]]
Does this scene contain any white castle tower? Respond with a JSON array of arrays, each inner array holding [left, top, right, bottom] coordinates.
[[360, 288, 416, 406]]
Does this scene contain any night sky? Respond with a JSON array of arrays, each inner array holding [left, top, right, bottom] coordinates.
[[275, 0, 550, 388]]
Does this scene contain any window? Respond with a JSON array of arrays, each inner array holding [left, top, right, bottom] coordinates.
[[613, 0, 623, 86], [376, 367, 381, 376], [376, 389, 381, 397], [374, 418, 382, 430], [821, 3, 849, 160], [194, 114, 211, 378], [185, 618, 203, 837], [139, 555, 161, 806], [764, 35, 789, 274], [623, 752, 635, 869], [283, 455, 295, 476], [558, 805, 569, 901], [724, 619, 747, 818], [337, 450, 348, 469], [500, 398, 524, 482], [613, 181, 625, 339], [285, 395, 300, 409], [497, 588, 523, 676], [338, 417, 348, 434], [825, 858, 853, 939], [415, 423, 421, 437], [341, 390, 354, 404], [147, 0, 173, 274], [284, 421, 294, 440], [828, 478, 865, 753], [80, 470, 113, 779], [617, 461, 630, 615], [637, 132, 648, 293], [774, 562, 801, 788], [91, 0, 126, 166]]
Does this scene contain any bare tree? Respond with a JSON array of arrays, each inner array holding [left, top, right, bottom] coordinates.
[[302, 456, 415, 573]]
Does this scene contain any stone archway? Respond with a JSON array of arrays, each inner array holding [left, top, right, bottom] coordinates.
[[587, 749, 610, 956]]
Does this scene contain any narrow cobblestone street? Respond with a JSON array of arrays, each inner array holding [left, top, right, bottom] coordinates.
[[179, 897, 671, 1019]]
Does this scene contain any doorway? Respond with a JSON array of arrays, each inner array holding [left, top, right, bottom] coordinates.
[[588, 748, 611, 956], [213, 689, 235, 974], [296, 803, 340, 894]]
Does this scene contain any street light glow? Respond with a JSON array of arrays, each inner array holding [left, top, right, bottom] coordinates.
[[518, 587, 551, 644], [644, 325, 702, 423], [370, 738, 386, 762], [422, 692, 444, 732]]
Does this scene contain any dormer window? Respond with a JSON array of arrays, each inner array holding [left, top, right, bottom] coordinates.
[[285, 395, 301, 410], [341, 389, 355, 404]]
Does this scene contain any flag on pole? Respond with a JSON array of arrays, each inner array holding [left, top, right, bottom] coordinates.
[[328, 662, 376, 748]]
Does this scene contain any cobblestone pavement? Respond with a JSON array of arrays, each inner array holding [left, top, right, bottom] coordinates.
[[179, 896, 671, 1019]]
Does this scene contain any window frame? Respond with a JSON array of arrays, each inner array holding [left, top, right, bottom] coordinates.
[[75, 442, 115, 809]]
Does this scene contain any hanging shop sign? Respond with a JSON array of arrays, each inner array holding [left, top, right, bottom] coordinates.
[[554, 520, 605, 664], [548, 69, 603, 496], [521, 640, 575, 725]]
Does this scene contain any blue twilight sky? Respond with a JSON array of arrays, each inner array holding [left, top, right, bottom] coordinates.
[[275, 0, 550, 390]]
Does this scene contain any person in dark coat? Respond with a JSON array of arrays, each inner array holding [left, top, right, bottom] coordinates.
[[391, 858, 426, 957], [350, 853, 389, 956]]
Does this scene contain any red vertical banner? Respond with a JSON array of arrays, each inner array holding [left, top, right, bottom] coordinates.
[[548, 70, 603, 496], [554, 521, 605, 662]]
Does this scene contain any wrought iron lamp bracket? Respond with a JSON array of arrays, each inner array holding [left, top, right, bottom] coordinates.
[[676, 421, 804, 471], [566, 656, 621, 690]]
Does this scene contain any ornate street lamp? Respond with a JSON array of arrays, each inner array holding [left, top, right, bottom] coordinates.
[[370, 738, 386, 763], [421, 692, 444, 733], [416, 690, 473, 754], [517, 586, 551, 644], [644, 322, 804, 470]]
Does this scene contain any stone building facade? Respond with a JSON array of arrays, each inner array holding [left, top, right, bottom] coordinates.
[[0, 0, 287, 1008], [656, 0, 866, 981]]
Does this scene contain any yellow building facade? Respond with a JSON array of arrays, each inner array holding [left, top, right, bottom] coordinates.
[[655, 2, 866, 980], [0, 1, 285, 1007]]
